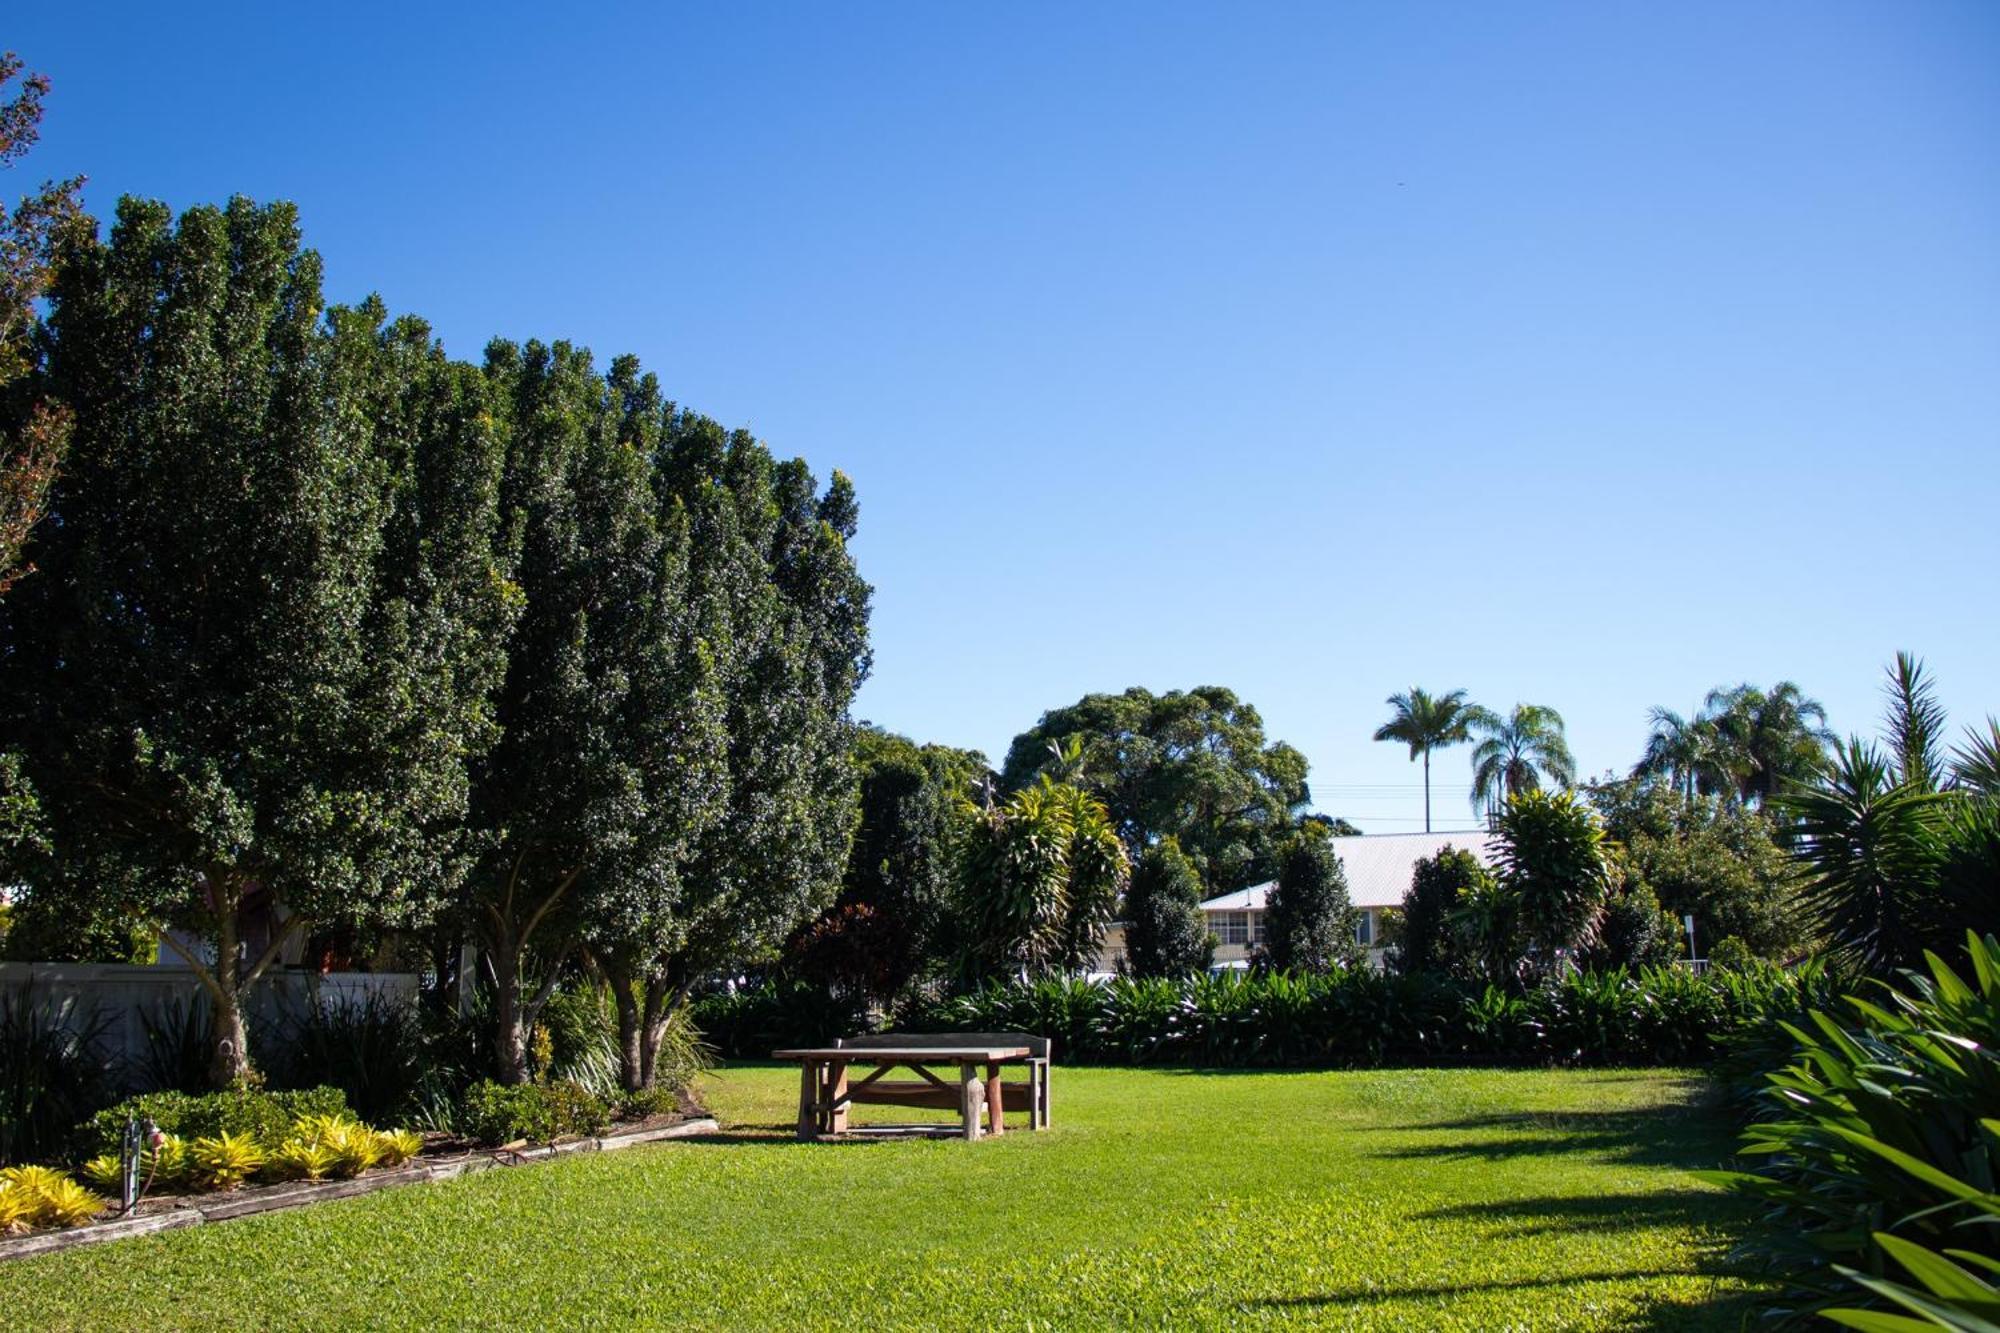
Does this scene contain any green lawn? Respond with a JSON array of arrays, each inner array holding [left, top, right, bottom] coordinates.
[[8, 1065, 1764, 1330]]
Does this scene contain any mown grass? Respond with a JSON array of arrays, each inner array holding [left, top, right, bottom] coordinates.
[[6, 1065, 1764, 1330]]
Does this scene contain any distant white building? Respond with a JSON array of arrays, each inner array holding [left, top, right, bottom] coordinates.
[[1197, 830, 1498, 971]]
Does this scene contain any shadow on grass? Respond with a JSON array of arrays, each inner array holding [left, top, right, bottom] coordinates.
[[1414, 1190, 1744, 1238], [1244, 1267, 1767, 1331], [1377, 1101, 1738, 1170]]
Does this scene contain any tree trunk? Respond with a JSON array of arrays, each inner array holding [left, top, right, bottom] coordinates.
[[207, 904, 252, 1088], [490, 936, 530, 1084], [636, 974, 688, 1091], [603, 958, 645, 1092], [1422, 750, 1432, 833]]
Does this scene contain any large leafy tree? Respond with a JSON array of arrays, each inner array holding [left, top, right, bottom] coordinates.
[[466, 343, 727, 1085], [1372, 687, 1482, 833], [785, 727, 981, 1004], [1121, 836, 1213, 978], [1000, 685, 1311, 891], [1468, 703, 1575, 818], [1256, 828, 1359, 973], [596, 410, 870, 1088], [1492, 788, 1608, 975], [958, 777, 1128, 979], [1588, 779, 1811, 959], [1, 198, 515, 1084]]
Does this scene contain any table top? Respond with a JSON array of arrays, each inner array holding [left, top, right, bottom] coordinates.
[[772, 1046, 1033, 1062]]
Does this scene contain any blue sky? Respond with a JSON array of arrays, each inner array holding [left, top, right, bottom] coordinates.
[[14, 3, 1999, 830]]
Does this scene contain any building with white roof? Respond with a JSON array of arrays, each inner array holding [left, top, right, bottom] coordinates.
[[1195, 829, 1497, 971]]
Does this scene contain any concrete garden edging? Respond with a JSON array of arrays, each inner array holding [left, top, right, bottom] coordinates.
[[0, 1116, 719, 1262]]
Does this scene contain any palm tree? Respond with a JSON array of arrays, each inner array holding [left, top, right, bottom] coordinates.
[[1372, 688, 1482, 833], [1632, 706, 1726, 802], [1468, 703, 1575, 819], [1703, 681, 1834, 804]]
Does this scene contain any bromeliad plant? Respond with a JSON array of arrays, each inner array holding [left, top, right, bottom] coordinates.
[[1701, 931, 2000, 1321], [0, 1164, 107, 1231]]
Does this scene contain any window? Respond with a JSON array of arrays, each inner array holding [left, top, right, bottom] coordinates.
[[1215, 911, 1249, 945], [1251, 912, 1268, 944], [1354, 911, 1374, 947]]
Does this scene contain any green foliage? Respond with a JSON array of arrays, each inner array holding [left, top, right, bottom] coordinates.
[[267, 993, 424, 1125], [1397, 844, 1490, 978], [785, 728, 973, 1001], [83, 1085, 351, 1160], [0, 984, 111, 1166], [2, 197, 518, 1083], [1493, 788, 1609, 975], [1000, 685, 1310, 890], [956, 776, 1129, 979], [688, 981, 869, 1060], [1587, 879, 1681, 972], [1121, 838, 1213, 979], [459, 1077, 608, 1145], [1468, 703, 1575, 819], [1702, 933, 2000, 1319], [1706, 935, 1756, 973], [1256, 830, 1358, 973], [1589, 779, 1810, 960]]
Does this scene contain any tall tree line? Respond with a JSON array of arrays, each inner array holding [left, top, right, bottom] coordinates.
[[0, 197, 870, 1088]]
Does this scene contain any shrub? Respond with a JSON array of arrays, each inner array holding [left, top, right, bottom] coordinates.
[[0, 984, 113, 1166], [690, 981, 869, 1061], [374, 1128, 423, 1166], [1701, 932, 2000, 1320], [267, 1139, 340, 1182], [460, 1081, 556, 1146], [617, 1087, 679, 1122], [1121, 839, 1213, 979], [188, 1132, 264, 1190], [83, 1086, 351, 1160], [0, 1164, 106, 1230], [134, 994, 219, 1094], [1706, 935, 1755, 973]]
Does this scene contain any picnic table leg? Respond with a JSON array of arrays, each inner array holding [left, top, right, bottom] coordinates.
[[827, 1060, 849, 1134], [958, 1061, 982, 1142], [797, 1060, 819, 1141], [985, 1062, 1005, 1137], [1039, 1062, 1050, 1129]]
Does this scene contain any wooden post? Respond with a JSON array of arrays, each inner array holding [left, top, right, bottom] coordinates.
[[797, 1060, 819, 1141], [827, 1060, 850, 1134], [958, 1062, 982, 1142], [1039, 1062, 1050, 1129], [985, 1061, 1005, 1137]]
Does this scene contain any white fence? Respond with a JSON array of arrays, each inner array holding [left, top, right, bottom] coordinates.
[[0, 963, 417, 1076]]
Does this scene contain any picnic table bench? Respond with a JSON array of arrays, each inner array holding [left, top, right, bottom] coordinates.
[[772, 1032, 1052, 1141]]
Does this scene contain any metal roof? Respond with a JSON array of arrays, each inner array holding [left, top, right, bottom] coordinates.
[[1197, 829, 1498, 912]]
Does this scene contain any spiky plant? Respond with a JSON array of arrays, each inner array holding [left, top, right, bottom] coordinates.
[[373, 1129, 423, 1168], [35, 1176, 106, 1226], [0, 1180, 31, 1234], [79, 1155, 123, 1192], [267, 1139, 339, 1182], [189, 1132, 264, 1190]]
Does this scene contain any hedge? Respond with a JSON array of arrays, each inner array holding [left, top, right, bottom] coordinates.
[[695, 963, 1834, 1069]]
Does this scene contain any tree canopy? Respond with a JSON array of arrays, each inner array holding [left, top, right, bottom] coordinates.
[[1121, 837, 1213, 978], [1256, 830, 1358, 972], [1000, 685, 1310, 892], [1372, 687, 1481, 833]]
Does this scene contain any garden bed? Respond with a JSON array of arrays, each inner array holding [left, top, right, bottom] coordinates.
[[0, 1113, 718, 1262]]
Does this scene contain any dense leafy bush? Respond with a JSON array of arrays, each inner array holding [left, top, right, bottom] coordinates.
[[690, 981, 870, 1060], [1701, 932, 2000, 1321], [459, 1078, 609, 1145], [0, 985, 112, 1166], [82, 1086, 351, 1160]]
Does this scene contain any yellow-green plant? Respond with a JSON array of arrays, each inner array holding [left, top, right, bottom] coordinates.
[[147, 1134, 191, 1191], [190, 1132, 264, 1190], [36, 1176, 107, 1226], [0, 1181, 31, 1234], [80, 1155, 124, 1192], [0, 1166, 106, 1229], [327, 1124, 383, 1177], [267, 1139, 339, 1182], [374, 1129, 423, 1168]]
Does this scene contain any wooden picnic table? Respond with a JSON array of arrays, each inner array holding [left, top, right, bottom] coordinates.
[[773, 1036, 1049, 1142]]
